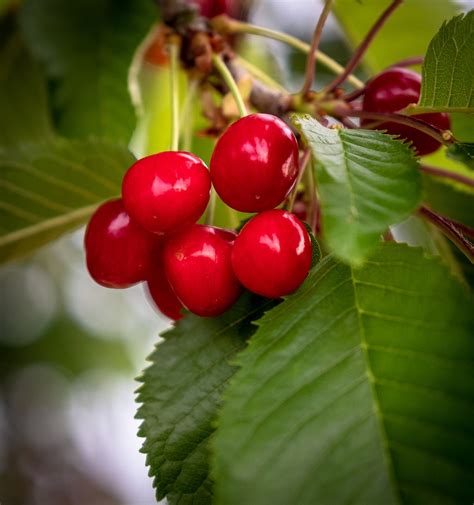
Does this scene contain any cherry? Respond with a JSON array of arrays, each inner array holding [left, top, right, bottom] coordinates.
[[146, 252, 183, 321], [122, 151, 211, 235], [210, 113, 299, 212], [191, 0, 237, 18], [84, 199, 156, 288], [231, 210, 312, 298], [164, 225, 242, 317], [362, 68, 450, 156]]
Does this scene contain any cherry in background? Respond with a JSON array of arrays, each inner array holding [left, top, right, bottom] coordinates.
[[146, 252, 183, 321], [84, 199, 157, 288], [362, 68, 450, 156], [122, 151, 211, 235], [210, 114, 299, 212], [232, 210, 312, 298], [190, 0, 237, 18], [164, 225, 242, 317]]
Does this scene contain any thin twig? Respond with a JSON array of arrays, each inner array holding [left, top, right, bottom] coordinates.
[[212, 16, 364, 89], [169, 39, 180, 151], [333, 106, 452, 145], [419, 206, 474, 264], [301, 0, 334, 97], [212, 53, 248, 117], [342, 86, 366, 103], [288, 149, 311, 211], [388, 55, 424, 68], [421, 165, 474, 189], [323, 0, 404, 94]]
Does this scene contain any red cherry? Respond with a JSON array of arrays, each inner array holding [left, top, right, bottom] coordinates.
[[210, 114, 299, 212], [84, 199, 156, 288], [362, 68, 450, 156], [146, 253, 183, 321], [164, 225, 242, 317], [190, 0, 237, 18], [122, 151, 211, 235], [231, 210, 312, 298]]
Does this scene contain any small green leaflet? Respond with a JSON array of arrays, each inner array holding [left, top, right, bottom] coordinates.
[[0, 139, 133, 264], [292, 115, 421, 265], [418, 10, 474, 114], [136, 293, 275, 505], [213, 244, 474, 505], [447, 142, 474, 170], [19, 0, 157, 143]]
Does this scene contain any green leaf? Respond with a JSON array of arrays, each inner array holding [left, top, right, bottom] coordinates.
[[293, 115, 421, 264], [0, 138, 133, 264], [19, 0, 157, 142], [447, 142, 474, 169], [136, 293, 275, 505], [0, 28, 53, 146], [418, 11, 474, 114], [333, 0, 459, 74], [213, 244, 474, 505], [423, 174, 474, 227]]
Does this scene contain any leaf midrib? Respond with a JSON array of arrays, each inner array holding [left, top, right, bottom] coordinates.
[[350, 265, 402, 505]]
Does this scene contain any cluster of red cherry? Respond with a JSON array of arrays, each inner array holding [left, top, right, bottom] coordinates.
[[84, 114, 312, 320]]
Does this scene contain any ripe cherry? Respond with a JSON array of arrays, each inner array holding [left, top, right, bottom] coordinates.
[[164, 225, 242, 317], [190, 0, 237, 18], [232, 210, 312, 298], [210, 114, 299, 212], [122, 151, 211, 235], [362, 68, 450, 156], [146, 252, 183, 321], [84, 199, 156, 288]]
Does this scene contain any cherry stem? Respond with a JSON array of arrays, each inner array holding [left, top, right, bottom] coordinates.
[[420, 164, 474, 189], [305, 157, 319, 233], [342, 86, 366, 102], [288, 149, 311, 211], [213, 16, 364, 89], [323, 0, 404, 94], [212, 53, 248, 118], [418, 206, 474, 264], [333, 105, 452, 145], [206, 187, 217, 226], [235, 56, 287, 93], [180, 78, 199, 152], [169, 39, 180, 151], [301, 0, 334, 98], [388, 55, 424, 68]]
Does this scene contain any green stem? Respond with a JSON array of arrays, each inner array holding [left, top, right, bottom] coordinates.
[[214, 18, 364, 89], [169, 40, 180, 151], [235, 56, 287, 92], [206, 187, 217, 226], [301, 0, 334, 97], [212, 53, 248, 118], [180, 78, 199, 152]]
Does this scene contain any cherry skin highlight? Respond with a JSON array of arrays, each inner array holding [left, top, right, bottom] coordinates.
[[362, 68, 450, 156], [231, 210, 312, 298], [122, 151, 211, 235], [210, 113, 299, 212], [84, 198, 156, 288], [146, 252, 183, 321], [164, 225, 242, 317]]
